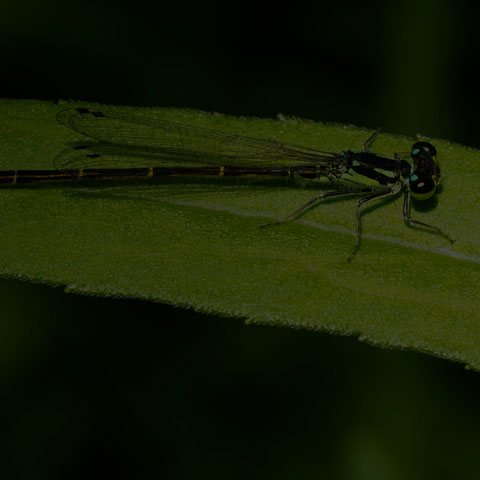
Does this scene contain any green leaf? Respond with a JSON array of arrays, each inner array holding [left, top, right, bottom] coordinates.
[[1, 99, 479, 369]]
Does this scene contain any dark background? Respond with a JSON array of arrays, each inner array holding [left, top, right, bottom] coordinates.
[[1, 0, 480, 478]]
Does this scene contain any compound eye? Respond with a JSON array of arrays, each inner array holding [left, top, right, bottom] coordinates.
[[409, 175, 436, 200], [411, 142, 437, 159]]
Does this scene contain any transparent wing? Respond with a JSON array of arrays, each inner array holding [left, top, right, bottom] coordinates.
[[54, 144, 220, 170], [56, 107, 336, 169]]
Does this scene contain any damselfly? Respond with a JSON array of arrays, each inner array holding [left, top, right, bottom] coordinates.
[[1, 107, 453, 260]]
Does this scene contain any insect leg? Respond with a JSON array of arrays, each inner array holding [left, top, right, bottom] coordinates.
[[260, 188, 372, 228], [403, 191, 454, 243], [348, 188, 398, 262], [362, 128, 383, 152]]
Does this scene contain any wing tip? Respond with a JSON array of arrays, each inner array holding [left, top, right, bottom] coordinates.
[[56, 107, 107, 126]]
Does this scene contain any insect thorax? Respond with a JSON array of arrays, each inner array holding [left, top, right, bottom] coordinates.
[[330, 151, 409, 188]]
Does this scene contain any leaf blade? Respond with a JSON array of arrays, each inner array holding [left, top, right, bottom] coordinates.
[[1, 99, 479, 369]]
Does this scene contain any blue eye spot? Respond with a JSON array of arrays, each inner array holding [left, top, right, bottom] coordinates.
[[410, 174, 419, 181], [412, 148, 420, 155]]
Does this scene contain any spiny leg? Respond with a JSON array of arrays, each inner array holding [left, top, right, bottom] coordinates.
[[260, 188, 373, 228], [402, 191, 454, 243], [348, 188, 398, 262], [362, 127, 383, 152]]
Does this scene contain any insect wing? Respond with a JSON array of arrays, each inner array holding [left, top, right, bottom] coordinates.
[[56, 108, 334, 168]]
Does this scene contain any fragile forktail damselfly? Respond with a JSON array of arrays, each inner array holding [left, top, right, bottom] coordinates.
[[0, 107, 454, 260]]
